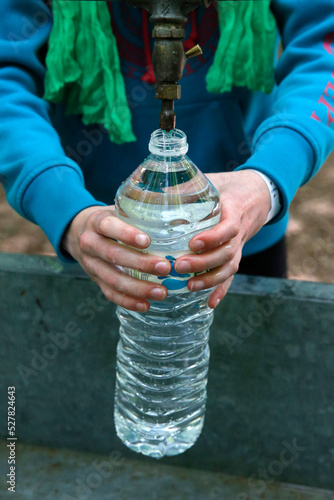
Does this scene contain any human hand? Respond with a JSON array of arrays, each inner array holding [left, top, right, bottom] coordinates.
[[174, 170, 272, 309], [62, 206, 172, 312]]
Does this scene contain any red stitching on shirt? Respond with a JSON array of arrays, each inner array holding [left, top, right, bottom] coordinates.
[[310, 32, 334, 127], [323, 32, 334, 56]]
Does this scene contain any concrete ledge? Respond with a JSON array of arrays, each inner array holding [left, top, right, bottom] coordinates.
[[1, 441, 334, 500], [0, 253, 334, 490]]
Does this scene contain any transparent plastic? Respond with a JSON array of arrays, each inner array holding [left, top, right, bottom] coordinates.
[[114, 129, 221, 458]]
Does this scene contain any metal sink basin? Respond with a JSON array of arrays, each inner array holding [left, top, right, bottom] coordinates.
[[0, 253, 334, 498]]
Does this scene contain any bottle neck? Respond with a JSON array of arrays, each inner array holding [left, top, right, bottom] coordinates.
[[146, 152, 191, 173], [150, 152, 186, 161], [148, 129, 189, 157]]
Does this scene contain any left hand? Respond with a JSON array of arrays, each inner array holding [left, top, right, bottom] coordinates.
[[174, 170, 272, 309]]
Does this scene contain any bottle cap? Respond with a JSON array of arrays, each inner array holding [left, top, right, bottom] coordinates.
[[149, 129, 189, 157]]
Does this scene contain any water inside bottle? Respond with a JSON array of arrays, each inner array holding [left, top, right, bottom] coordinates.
[[114, 129, 221, 458]]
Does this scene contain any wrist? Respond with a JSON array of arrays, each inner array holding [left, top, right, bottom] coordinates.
[[61, 206, 101, 258], [205, 170, 272, 243], [247, 170, 282, 224], [61, 217, 79, 259], [237, 169, 271, 217], [206, 170, 271, 223], [234, 170, 272, 239]]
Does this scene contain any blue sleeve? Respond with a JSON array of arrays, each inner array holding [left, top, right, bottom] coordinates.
[[236, 0, 334, 223], [0, 0, 105, 261]]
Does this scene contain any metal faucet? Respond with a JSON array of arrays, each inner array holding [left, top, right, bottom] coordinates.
[[111, 0, 215, 131]]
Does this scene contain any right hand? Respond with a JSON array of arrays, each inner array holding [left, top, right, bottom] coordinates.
[[62, 206, 172, 312]]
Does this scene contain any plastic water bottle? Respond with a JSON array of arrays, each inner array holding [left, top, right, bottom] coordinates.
[[114, 129, 221, 458]]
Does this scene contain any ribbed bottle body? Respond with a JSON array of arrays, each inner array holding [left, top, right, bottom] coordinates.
[[115, 291, 213, 458]]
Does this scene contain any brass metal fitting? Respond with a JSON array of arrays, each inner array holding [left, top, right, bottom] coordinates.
[[112, 0, 215, 130]]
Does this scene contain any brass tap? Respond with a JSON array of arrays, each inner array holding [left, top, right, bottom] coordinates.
[[112, 0, 215, 130]]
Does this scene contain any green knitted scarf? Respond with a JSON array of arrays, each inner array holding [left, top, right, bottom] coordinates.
[[44, 1, 277, 145]]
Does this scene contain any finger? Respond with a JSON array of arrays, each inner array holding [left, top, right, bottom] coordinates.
[[186, 248, 242, 292], [91, 212, 151, 249], [174, 239, 238, 275], [188, 204, 240, 253], [87, 257, 168, 302], [95, 277, 151, 313], [208, 275, 234, 309], [81, 232, 171, 276]]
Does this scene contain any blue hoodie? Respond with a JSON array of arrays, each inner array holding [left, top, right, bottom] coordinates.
[[0, 0, 334, 262]]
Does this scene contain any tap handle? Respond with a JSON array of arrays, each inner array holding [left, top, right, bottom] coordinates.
[[185, 44, 203, 60]]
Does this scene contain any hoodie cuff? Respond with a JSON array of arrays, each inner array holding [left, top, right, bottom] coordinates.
[[22, 165, 106, 262], [235, 126, 314, 224]]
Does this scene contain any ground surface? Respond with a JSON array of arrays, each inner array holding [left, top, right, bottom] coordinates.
[[0, 155, 333, 283], [1, 441, 333, 500]]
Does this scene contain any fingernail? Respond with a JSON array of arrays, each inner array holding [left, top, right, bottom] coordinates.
[[155, 261, 170, 274], [191, 280, 205, 291], [135, 234, 150, 247], [150, 288, 166, 300], [190, 240, 205, 252], [136, 302, 148, 312], [176, 261, 191, 273]]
